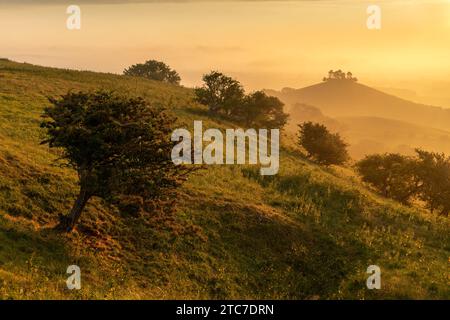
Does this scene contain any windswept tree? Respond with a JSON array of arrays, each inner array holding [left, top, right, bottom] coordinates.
[[194, 71, 245, 116], [298, 122, 349, 165], [41, 91, 191, 232], [123, 60, 181, 85], [240, 91, 288, 128], [415, 149, 450, 216], [355, 153, 418, 204]]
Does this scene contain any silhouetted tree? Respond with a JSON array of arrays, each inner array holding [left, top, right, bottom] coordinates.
[[328, 70, 334, 79], [356, 153, 418, 204], [41, 91, 191, 231], [239, 91, 288, 128], [124, 60, 181, 85], [298, 122, 349, 165], [414, 149, 450, 217], [323, 70, 357, 82], [195, 71, 244, 116]]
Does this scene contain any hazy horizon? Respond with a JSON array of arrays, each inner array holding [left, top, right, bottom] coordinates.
[[1, 0, 449, 106]]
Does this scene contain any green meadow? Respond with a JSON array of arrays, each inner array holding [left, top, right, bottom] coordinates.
[[0, 59, 448, 299]]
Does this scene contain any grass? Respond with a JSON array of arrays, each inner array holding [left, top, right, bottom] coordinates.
[[0, 59, 448, 299]]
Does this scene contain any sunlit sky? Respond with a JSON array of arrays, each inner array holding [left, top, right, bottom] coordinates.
[[1, 0, 449, 106]]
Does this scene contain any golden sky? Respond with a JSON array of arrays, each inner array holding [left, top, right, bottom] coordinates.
[[1, 0, 449, 105]]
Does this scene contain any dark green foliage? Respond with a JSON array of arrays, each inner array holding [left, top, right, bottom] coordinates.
[[195, 71, 288, 128], [297, 122, 349, 165], [194, 71, 244, 116], [414, 149, 450, 217], [355, 153, 418, 204], [123, 60, 181, 85], [356, 150, 450, 216], [240, 91, 288, 128], [41, 91, 191, 231]]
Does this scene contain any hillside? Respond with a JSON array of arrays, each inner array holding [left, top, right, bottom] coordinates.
[[268, 81, 450, 159], [284, 103, 450, 159], [0, 60, 449, 299], [337, 116, 450, 159], [267, 80, 450, 132]]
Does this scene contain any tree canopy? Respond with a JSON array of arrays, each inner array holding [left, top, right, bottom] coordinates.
[[414, 149, 450, 216], [356, 149, 450, 217], [239, 91, 288, 129], [194, 71, 244, 116], [323, 69, 357, 82], [356, 153, 418, 204], [124, 60, 181, 85], [41, 91, 191, 231], [195, 71, 288, 128], [297, 122, 349, 165]]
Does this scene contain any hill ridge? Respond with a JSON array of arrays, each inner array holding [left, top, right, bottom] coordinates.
[[267, 79, 450, 132], [0, 60, 448, 299]]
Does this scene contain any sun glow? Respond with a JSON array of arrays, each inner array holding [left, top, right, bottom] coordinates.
[[1, 0, 449, 105]]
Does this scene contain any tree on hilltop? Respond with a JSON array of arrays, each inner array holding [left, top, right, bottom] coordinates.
[[323, 70, 357, 82], [124, 60, 181, 85]]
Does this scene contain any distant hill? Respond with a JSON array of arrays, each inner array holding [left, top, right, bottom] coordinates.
[[337, 116, 450, 159], [266, 80, 450, 132], [0, 60, 449, 299], [284, 103, 450, 159], [267, 79, 450, 159]]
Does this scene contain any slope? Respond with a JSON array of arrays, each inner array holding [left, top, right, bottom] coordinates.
[[284, 103, 450, 159], [0, 59, 448, 299], [267, 80, 450, 131]]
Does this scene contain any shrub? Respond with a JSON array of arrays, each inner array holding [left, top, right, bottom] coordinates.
[[298, 122, 349, 165], [195, 71, 288, 128], [414, 149, 450, 216], [194, 71, 244, 116], [356, 153, 418, 204], [41, 91, 191, 231], [124, 60, 181, 85]]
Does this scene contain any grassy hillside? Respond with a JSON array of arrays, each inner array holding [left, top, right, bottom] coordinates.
[[0, 59, 448, 299]]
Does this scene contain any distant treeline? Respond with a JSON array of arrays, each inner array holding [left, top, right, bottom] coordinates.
[[123, 59, 449, 218]]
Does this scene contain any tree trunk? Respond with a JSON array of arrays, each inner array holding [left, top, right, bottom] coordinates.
[[57, 187, 90, 232]]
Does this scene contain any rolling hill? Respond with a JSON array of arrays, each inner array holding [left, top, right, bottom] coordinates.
[[283, 103, 450, 159], [267, 80, 450, 132], [337, 116, 450, 159], [267, 80, 450, 159], [0, 59, 449, 299]]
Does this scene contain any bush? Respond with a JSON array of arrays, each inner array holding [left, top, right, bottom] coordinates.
[[41, 90, 191, 231], [240, 91, 288, 129], [297, 122, 349, 165], [356, 150, 450, 216], [195, 71, 288, 129], [356, 153, 418, 204], [123, 60, 181, 85], [414, 149, 450, 216], [194, 71, 244, 116]]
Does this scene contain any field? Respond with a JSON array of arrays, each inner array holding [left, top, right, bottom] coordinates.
[[0, 59, 448, 299]]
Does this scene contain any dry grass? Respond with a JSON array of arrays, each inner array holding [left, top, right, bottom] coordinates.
[[0, 60, 448, 299]]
